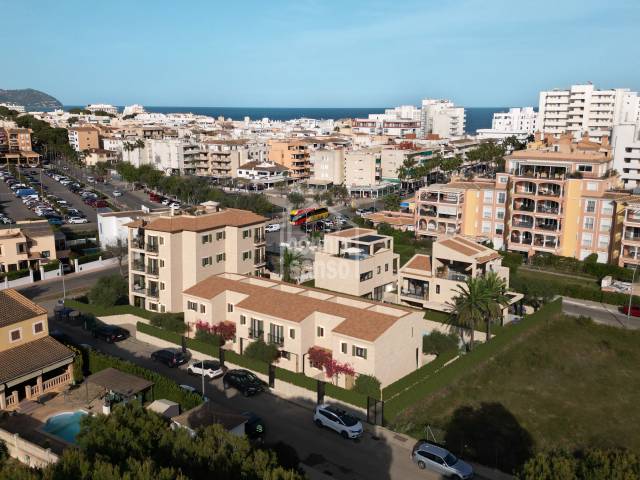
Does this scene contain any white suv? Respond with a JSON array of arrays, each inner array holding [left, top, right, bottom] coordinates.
[[265, 223, 281, 232], [187, 360, 225, 378], [313, 404, 363, 439]]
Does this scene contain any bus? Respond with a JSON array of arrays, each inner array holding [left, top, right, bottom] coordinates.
[[290, 207, 329, 226]]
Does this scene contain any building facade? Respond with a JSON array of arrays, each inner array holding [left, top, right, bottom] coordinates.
[[0, 221, 57, 272], [68, 126, 100, 152], [420, 99, 465, 138]]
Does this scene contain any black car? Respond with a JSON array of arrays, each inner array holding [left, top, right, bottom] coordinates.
[[151, 348, 189, 367], [223, 369, 267, 397], [92, 325, 130, 343]]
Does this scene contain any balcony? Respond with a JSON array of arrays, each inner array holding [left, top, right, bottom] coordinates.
[[536, 221, 559, 231], [131, 261, 145, 272], [146, 243, 159, 253], [623, 232, 640, 243], [537, 183, 562, 197], [132, 283, 146, 293], [436, 268, 469, 282], [400, 289, 428, 300], [248, 328, 264, 340], [146, 288, 159, 299], [513, 199, 535, 212], [146, 265, 159, 276], [254, 235, 266, 244], [510, 231, 533, 245], [536, 201, 560, 215], [267, 334, 284, 347], [131, 237, 145, 250]]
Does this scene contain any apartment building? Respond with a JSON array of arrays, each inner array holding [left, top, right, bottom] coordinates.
[[506, 133, 619, 260], [236, 160, 289, 188], [121, 138, 199, 174], [185, 140, 252, 178], [477, 107, 537, 141], [414, 179, 508, 248], [127, 204, 267, 313], [0, 289, 75, 409], [351, 118, 420, 137], [68, 126, 100, 152], [611, 121, 640, 188], [420, 99, 466, 138], [0, 127, 40, 164], [398, 236, 521, 319], [344, 149, 381, 187], [309, 148, 345, 185], [182, 273, 424, 388], [83, 148, 117, 166], [537, 84, 639, 140], [314, 228, 399, 301], [86, 103, 118, 115], [618, 196, 640, 268], [0, 221, 57, 273], [269, 137, 348, 182]]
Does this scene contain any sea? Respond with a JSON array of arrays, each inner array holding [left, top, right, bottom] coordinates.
[[65, 106, 507, 134]]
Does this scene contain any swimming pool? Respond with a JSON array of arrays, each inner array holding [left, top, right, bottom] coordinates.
[[42, 410, 87, 443]]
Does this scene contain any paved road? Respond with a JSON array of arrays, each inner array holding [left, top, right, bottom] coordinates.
[[48, 316, 443, 480], [562, 297, 640, 329]]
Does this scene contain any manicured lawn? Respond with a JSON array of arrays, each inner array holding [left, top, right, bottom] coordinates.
[[391, 314, 640, 471], [65, 299, 155, 320]]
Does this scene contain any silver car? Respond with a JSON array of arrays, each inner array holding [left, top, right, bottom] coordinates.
[[411, 441, 473, 479]]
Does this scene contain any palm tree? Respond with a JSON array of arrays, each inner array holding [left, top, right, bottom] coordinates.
[[281, 248, 303, 283], [446, 276, 489, 351], [481, 271, 510, 340]]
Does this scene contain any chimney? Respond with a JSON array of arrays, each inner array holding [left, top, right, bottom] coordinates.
[[601, 134, 610, 147]]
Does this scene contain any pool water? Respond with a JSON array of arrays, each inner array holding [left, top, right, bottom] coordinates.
[[42, 411, 87, 443]]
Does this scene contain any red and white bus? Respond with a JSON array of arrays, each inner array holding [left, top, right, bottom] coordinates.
[[289, 207, 329, 226]]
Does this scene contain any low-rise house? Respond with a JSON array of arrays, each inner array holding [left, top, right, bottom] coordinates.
[[398, 236, 523, 322], [0, 289, 75, 409], [314, 228, 399, 301], [183, 273, 424, 388], [83, 148, 117, 166], [0, 221, 57, 273], [172, 402, 249, 437], [236, 160, 289, 188], [365, 211, 415, 231]]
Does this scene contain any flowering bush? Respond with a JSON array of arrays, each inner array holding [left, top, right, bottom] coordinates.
[[307, 347, 354, 383], [195, 320, 236, 342]]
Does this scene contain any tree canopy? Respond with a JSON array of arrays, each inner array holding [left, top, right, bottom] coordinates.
[[88, 274, 128, 308]]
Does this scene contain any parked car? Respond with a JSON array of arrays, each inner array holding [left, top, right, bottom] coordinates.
[[161, 198, 171, 206], [169, 202, 181, 208], [151, 348, 189, 367], [620, 304, 640, 317], [265, 223, 281, 232], [222, 369, 267, 396], [68, 217, 89, 224], [410, 441, 474, 479], [355, 208, 366, 216], [187, 360, 225, 378], [313, 404, 363, 439], [178, 384, 209, 402], [92, 325, 130, 343], [112, 190, 123, 197], [86, 176, 95, 183], [47, 217, 64, 226]]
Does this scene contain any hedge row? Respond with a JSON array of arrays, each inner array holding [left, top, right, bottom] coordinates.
[[326, 383, 368, 409], [85, 349, 202, 411], [42, 259, 61, 272], [0, 268, 30, 281], [137, 322, 182, 344], [225, 350, 270, 375], [67, 299, 180, 322], [78, 252, 102, 265], [275, 366, 317, 391], [384, 300, 563, 422], [382, 349, 458, 401]]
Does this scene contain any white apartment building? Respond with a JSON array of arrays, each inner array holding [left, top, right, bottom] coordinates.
[[538, 84, 640, 140], [127, 203, 267, 313], [314, 228, 399, 301], [352, 118, 420, 137], [121, 138, 200, 174], [122, 104, 146, 116], [309, 148, 345, 185], [236, 160, 289, 187], [86, 104, 119, 115], [344, 149, 381, 187], [477, 107, 537, 141], [420, 99, 466, 138], [612, 122, 640, 189], [0, 103, 26, 113]]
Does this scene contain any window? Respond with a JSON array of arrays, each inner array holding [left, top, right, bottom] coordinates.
[[585, 200, 596, 213], [242, 251, 252, 261], [160, 282, 165, 290], [279, 350, 291, 360], [352, 346, 367, 359], [200, 304, 206, 314], [202, 234, 212, 244], [227, 303, 234, 313], [482, 221, 491, 233], [600, 219, 611, 232], [240, 315, 246, 325], [242, 229, 251, 239], [495, 225, 504, 235], [216, 253, 225, 263], [495, 208, 505, 220], [33, 322, 44, 334], [436, 285, 440, 294], [586, 182, 597, 191], [341, 342, 348, 354], [598, 234, 610, 249], [159, 259, 165, 267], [216, 231, 225, 241], [159, 237, 164, 245], [360, 271, 373, 282], [149, 303, 158, 311], [498, 176, 508, 184], [42, 250, 50, 258], [582, 233, 593, 248], [583, 217, 595, 230], [483, 190, 493, 203], [187, 301, 198, 311], [9, 329, 21, 342], [385, 263, 389, 272], [289, 328, 295, 339], [482, 207, 492, 219], [317, 326, 324, 337], [497, 191, 506, 203], [601, 201, 614, 215], [201, 256, 212, 267], [578, 164, 593, 172], [377, 266, 381, 274]]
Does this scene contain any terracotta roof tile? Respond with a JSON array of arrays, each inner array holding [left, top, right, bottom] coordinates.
[[0, 336, 74, 385], [0, 289, 47, 328], [126, 208, 267, 233], [405, 254, 431, 272]]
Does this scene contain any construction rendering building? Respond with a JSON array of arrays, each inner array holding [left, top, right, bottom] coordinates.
[[127, 203, 267, 313]]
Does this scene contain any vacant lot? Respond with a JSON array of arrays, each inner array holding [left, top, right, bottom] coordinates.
[[392, 315, 640, 472]]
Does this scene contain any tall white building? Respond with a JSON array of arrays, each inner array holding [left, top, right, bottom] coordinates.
[[612, 122, 640, 189], [123, 104, 146, 116], [121, 138, 200, 175], [420, 99, 465, 139], [86, 103, 119, 115], [476, 107, 537, 141], [537, 84, 639, 140]]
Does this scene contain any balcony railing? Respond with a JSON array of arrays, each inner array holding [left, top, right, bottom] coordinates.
[[513, 221, 533, 228], [400, 289, 428, 300], [514, 204, 535, 212], [254, 235, 266, 244], [536, 206, 560, 215], [132, 283, 145, 292], [624, 233, 640, 242], [436, 271, 469, 282], [536, 223, 559, 231], [268, 334, 284, 346], [146, 265, 159, 276], [248, 328, 264, 340], [131, 237, 145, 249], [146, 289, 159, 298], [146, 243, 159, 253], [132, 261, 145, 272]]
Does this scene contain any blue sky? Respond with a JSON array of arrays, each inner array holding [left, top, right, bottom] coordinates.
[[1, 0, 639, 107]]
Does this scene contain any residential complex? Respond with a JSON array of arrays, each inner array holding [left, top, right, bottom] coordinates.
[[182, 273, 424, 388], [127, 203, 267, 313], [477, 107, 538, 140], [420, 99, 466, 138], [68, 126, 100, 152], [398, 236, 521, 319], [0, 127, 40, 164], [314, 228, 399, 301], [0, 289, 74, 410], [0, 221, 58, 272]]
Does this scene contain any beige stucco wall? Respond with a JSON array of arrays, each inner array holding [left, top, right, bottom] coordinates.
[[0, 313, 48, 351]]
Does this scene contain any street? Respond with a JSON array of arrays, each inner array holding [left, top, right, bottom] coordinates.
[[48, 314, 443, 480], [562, 297, 640, 329]]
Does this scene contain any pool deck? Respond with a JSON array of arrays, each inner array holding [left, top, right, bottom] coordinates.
[[0, 383, 105, 455]]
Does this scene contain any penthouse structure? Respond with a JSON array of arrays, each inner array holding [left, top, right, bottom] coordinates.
[[127, 203, 267, 313], [314, 228, 399, 301], [182, 273, 424, 388]]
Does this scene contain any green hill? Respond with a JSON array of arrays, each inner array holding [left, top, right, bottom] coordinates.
[[0, 88, 62, 111]]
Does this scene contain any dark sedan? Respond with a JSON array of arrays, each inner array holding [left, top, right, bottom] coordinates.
[[92, 325, 130, 343], [222, 369, 267, 397]]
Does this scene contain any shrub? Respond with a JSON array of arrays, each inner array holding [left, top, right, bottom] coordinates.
[[353, 374, 381, 399], [149, 312, 186, 334], [42, 259, 61, 272], [500, 251, 523, 275], [88, 274, 128, 307], [422, 331, 460, 355], [244, 339, 279, 364], [194, 329, 223, 347], [77, 252, 101, 265]]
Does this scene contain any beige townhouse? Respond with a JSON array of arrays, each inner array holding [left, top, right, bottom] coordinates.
[[313, 228, 399, 301], [182, 273, 425, 388], [127, 203, 267, 313], [0, 221, 58, 273]]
